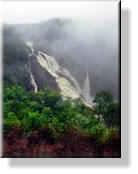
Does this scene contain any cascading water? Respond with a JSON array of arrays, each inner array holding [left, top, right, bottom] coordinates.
[[26, 41, 38, 93], [26, 41, 93, 106], [37, 51, 81, 99], [82, 70, 93, 105], [26, 42, 34, 57], [29, 65, 38, 93]]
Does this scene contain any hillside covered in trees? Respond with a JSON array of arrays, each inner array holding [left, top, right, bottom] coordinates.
[[3, 86, 120, 157]]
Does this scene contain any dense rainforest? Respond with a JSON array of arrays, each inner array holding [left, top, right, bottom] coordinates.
[[3, 85, 120, 157]]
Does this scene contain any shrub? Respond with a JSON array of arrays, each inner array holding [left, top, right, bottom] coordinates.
[[35, 88, 62, 108], [4, 112, 21, 132], [42, 107, 53, 117], [22, 111, 47, 135], [93, 90, 119, 127], [4, 86, 29, 114]]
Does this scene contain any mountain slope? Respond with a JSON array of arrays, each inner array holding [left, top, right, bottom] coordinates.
[[3, 18, 119, 105]]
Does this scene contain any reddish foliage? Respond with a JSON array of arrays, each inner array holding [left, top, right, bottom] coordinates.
[[3, 129, 120, 158], [4, 128, 29, 157], [58, 130, 93, 156]]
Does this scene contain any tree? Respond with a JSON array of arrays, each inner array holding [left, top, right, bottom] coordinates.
[[35, 87, 62, 109], [105, 102, 120, 127], [4, 86, 29, 116], [93, 90, 119, 127]]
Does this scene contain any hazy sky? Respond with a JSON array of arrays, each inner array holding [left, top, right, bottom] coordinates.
[[2, 1, 119, 24]]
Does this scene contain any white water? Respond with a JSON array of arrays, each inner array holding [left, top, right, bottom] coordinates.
[[37, 51, 81, 99], [26, 42, 34, 57], [26, 41, 93, 106], [30, 68, 38, 93], [26, 42, 38, 92], [82, 70, 93, 105]]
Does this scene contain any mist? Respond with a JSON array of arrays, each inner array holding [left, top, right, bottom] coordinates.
[[3, 1, 119, 99], [3, 1, 118, 24]]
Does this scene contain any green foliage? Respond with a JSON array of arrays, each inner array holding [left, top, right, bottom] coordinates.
[[93, 90, 113, 104], [45, 116, 67, 139], [88, 124, 109, 143], [3, 86, 120, 145], [42, 107, 53, 117], [35, 88, 62, 108], [4, 86, 28, 115], [22, 111, 47, 135], [4, 112, 21, 132], [105, 102, 120, 127], [93, 90, 113, 116], [93, 90, 119, 127]]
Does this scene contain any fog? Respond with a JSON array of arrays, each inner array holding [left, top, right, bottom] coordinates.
[[3, 1, 118, 24], [3, 1, 119, 99]]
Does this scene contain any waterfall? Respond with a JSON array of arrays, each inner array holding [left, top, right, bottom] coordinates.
[[26, 41, 34, 57], [26, 41, 38, 92], [37, 51, 81, 99], [37, 51, 59, 78], [29, 68, 38, 93], [82, 70, 93, 105], [26, 41, 93, 106], [25, 63, 38, 93]]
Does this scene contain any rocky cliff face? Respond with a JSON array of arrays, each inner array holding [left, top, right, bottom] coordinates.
[[3, 18, 119, 106]]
